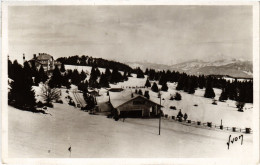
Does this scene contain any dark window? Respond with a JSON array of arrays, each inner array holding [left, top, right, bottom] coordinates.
[[133, 101, 145, 105]]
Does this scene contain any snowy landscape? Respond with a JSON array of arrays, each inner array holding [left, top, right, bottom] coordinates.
[[5, 5, 256, 163], [8, 62, 253, 158]]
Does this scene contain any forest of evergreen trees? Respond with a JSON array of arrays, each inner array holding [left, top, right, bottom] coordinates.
[[8, 59, 132, 111], [7, 57, 253, 113], [56, 55, 133, 73], [144, 68, 253, 103]]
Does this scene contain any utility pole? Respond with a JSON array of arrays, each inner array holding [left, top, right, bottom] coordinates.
[[159, 91, 161, 135]]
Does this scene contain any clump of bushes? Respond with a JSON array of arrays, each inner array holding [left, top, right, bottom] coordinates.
[[37, 101, 44, 108], [55, 100, 63, 104], [43, 102, 53, 108], [68, 99, 75, 106], [170, 106, 176, 110], [212, 99, 217, 105], [174, 92, 182, 101]]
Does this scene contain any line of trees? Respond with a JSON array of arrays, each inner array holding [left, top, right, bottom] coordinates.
[[144, 68, 253, 103], [8, 60, 37, 110], [8, 59, 63, 110], [56, 55, 133, 73]]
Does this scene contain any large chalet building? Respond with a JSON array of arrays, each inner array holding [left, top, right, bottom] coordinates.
[[109, 89, 162, 118], [26, 53, 61, 72]]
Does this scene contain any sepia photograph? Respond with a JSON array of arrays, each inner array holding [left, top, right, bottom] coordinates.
[[1, 1, 259, 165]]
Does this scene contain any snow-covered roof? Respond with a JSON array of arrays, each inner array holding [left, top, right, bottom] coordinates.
[[109, 89, 161, 108]]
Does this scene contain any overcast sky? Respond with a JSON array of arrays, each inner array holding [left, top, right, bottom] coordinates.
[[8, 5, 252, 65]]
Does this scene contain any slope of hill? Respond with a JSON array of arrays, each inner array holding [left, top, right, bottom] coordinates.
[[8, 71, 253, 158]]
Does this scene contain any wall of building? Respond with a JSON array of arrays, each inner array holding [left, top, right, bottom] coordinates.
[[117, 97, 159, 117]]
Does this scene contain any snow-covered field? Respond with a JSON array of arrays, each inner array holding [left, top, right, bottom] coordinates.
[[8, 104, 253, 158], [8, 66, 253, 158], [98, 75, 253, 129]]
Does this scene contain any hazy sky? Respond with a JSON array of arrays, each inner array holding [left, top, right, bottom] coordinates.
[[8, 5, 252, 65]]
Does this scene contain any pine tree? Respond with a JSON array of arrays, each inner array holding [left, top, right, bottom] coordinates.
[[151, 82, 159, 92], [80, 70, 87, 81], [161, 82, 168, 91], [30, 61, 38, 78], [89, 67, 98, 85], [145, 78, 151, 87], [9, 61, 36, 110], [34, 70, 41, 86], [99, 73, 110, 88], [138, 89, 143, 95], [136, 67, 145, 78], [23, 61, 32, 78], [144, 91, 150, 99], [111, 67, 123, 83], [8, 59, 14, 80], [204, 78, 215, 98], [71, 69, 81, 86], [49, 66, 62, 88], [183, 76, 189, 92], [105, 67, 111, 77], [38, 65, 48, 83], [159, 72, 167, 85], [219, 88, 228, 101], [96, 68, 101, 77], [123, 70, 128, 81], [198, 75, 206, 89], [60, 63, 66, 72], [174, 92, 182, 101], [83, 93, 96, 110], [61, 72, 70, 87], [176, 75, 185, 90], [188, 78, 196, 94], [78, 80, 89, 93]]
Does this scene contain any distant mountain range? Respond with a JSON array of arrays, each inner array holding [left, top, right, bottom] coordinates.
[[128, 58, 253, 78]]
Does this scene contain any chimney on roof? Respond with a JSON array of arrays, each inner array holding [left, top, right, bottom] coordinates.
[[131, 93, 134, 98], [33, 54, 36, 59]]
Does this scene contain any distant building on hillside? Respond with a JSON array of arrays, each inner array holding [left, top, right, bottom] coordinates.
[[109, 90, 162, 118], [27, 53, 61, 72]]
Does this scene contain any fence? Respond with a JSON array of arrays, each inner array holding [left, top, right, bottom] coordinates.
[[162, 114, 252, 134]]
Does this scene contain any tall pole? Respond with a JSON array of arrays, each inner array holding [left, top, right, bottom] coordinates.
[[159, 91, 161, 135]]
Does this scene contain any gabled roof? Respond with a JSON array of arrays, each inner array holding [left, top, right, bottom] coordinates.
[[109, 90, 161, 109]]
